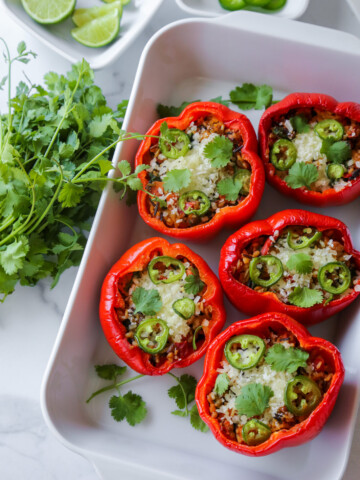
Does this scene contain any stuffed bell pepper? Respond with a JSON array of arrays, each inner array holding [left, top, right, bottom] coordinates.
[[219, 209, 360, 325], [135, 102, 265, 239], [100, 237, 226, 375], [259, 93, 360, 206], [196, 312, 344, 456]]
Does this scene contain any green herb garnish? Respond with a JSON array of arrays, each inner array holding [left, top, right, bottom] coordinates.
[[288, 287, 323, 308], [285, 162, 319, 189], [286, 253, 313, 274], [235, 383, 274, 418], [265, 344, 309, 373], [132, 287, 162, 315]]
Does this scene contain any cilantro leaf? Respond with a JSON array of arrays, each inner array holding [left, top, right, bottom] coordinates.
[[171, 409, 188, 417], [217, 177, 242, 201], [210, 96, 230, 106], [286, 253, 313, 274], [109, 391, 147, 426], [285, 162, 318, 189], [117, 160, 131, 177], [290, 115, 310, 133], [288, 287, 323, 308], [321, 140, 351, 164], [265, 344, 309, 373], [184, 271, 205, 295], [95, 364, 127, 381], [168, 374, 197, 409], [157, 101, 199, 118], [163, 169, 191, 192], [214, 373, 230, 396], [190, 404, 209, 432], [132, 287, 162, 315], [0, 236, 29, 275], [203, 136, 233, 168], [230, 83, 273, 110], [235, 383, 274, 418]]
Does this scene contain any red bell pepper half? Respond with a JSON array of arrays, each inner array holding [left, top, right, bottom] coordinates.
[[259, 93, 360, 206], [219, 209, 360, 325], [100, 237, 226, 375], [135, 102, 265, 240], [196, 312, 345, 456]]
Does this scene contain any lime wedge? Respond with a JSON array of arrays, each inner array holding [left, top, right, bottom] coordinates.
[[71, 10, 120, 48], [21, 0, 76, 24], [72, 2, 123, 28]]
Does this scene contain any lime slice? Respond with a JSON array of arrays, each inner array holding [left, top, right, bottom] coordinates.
[[71, 10, 120, 48], [21, 0, 76, 24], [102, 0, 131, 4], [72, 1, 123, 28]]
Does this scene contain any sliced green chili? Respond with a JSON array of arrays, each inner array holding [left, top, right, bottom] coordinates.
[[285, 375, 321, 416], [315, 119, 344, 141], [224, 334, 266, 370], [148, 256, 185, 285], [327, 163, 345, 180], [179, 190, 210, 216], [172, 298, 195, 319], [271, 139, 297, 171], [249, 255, 283, 287], [234, 169, 251, 195], [159, 127, 190, 159], [192, 325, 203, 351], [318, 262, 351, 295], [135, 318, 169, 354], [287, 228, 322, 250], [242, 419, 271, 446]]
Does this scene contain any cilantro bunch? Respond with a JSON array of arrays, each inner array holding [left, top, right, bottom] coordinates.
[[0, 40, 144, 301]]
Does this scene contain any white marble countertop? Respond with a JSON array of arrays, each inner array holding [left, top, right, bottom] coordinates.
[[0, 0, 359, 478]]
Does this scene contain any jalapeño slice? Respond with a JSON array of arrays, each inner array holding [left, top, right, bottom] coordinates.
[[327, 163, 345, 180], [172, 298, 195, 319], [242, 420, 271, 446], [318, 262, 351, 295], [287, 228, 322, 250], [285, 375, 321, 416], [159, 125, 190, 159], [179, 190, 210, 216], [271, 139, 297, 171], [225, 334, 266, 370], [264, 0, 286, 10], [148, 256, 185, 285], [135, 318, 169, 354], [249, 255, 283, 287], [234, 169, 251, 195], [314, 119, 344, 141]]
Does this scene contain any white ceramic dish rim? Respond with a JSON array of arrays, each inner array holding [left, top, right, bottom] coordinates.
[[175, 0, 310, 19], [0, 0, 165, 70], [40, 11, 360, 479]]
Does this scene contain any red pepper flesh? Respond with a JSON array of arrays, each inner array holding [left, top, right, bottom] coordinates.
[[196, 312, 345, 456], [135, 102, 265, 240], [100, 237, 226, 375], [259, 93, 360, 206], [219, 209, 360, 325]]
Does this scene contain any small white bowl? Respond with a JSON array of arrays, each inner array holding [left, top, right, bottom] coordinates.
[[175, 0, 310, 19], [0, 0, 165, 69]]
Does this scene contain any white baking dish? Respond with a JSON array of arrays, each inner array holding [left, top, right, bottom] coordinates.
[[0, 0, 164, 69], [41, 11, 360, 480], [175, 0, 310, 18]]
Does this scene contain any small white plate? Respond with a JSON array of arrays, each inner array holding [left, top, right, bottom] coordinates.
[[175, 0, 310, 19], [0, 0, 164, 69]]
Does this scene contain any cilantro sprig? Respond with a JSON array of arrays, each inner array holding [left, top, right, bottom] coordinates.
[[286, 253, 313, 274], [321, 139, 351, 164], [0, 40, 161, 301], [163, 168, 191, 192], [203, 136, 233, 168], [214, 373, 230, 396], [265, 344, 309, 373], [217, 176, 242, 201], [132, 287, 162, 315], [285, 162, 319, 189], [288, 287, 323, 308], [235, 383, 274, 418], [184, 268, 205, 295], [86, 364, 147, 426], [167, 373, 209, 432]]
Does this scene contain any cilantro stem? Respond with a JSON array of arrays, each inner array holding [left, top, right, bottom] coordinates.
[[86, 374, 144, 403], [167, 372, 189, 416], [0, 214, 15, 233]]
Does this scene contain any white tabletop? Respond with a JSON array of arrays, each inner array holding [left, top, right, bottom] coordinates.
[[0, 0, 359, 478]]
